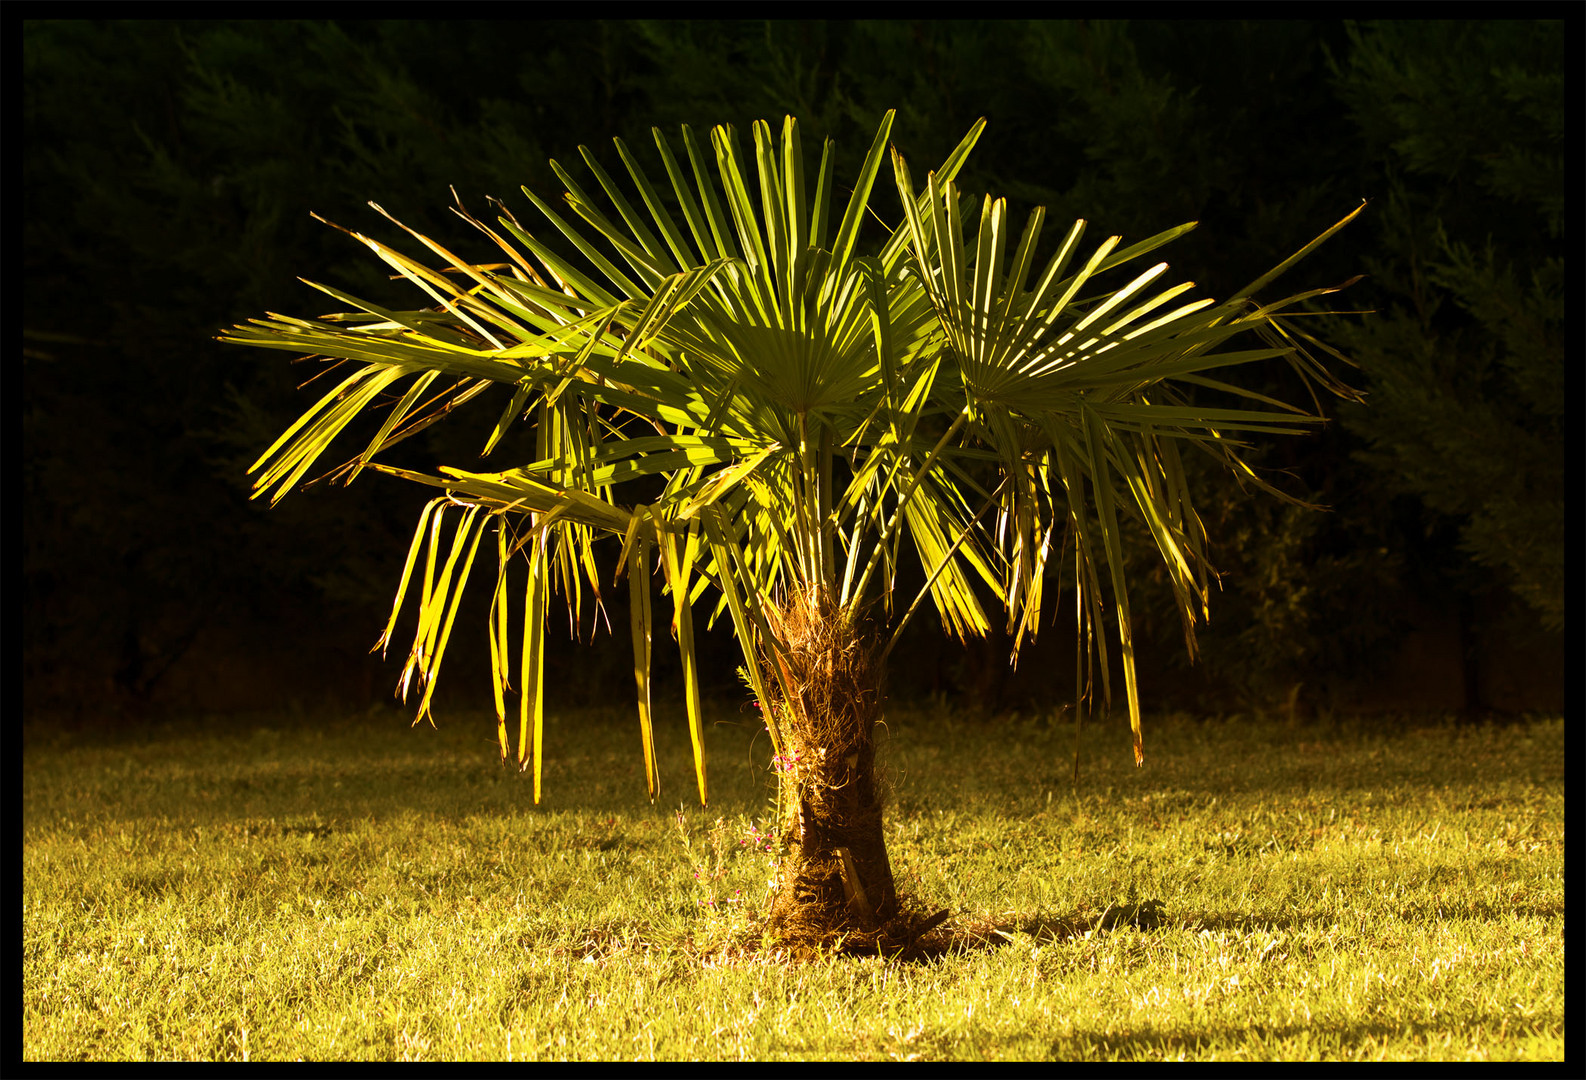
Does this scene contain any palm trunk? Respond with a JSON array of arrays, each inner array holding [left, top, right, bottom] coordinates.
[[761, 587, 898, 944]]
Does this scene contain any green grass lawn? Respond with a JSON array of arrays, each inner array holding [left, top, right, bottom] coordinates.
[[22, 701, 1563, 1061]]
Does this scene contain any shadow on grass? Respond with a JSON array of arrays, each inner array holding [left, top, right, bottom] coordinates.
[[1046, 1012, 1532, 1059], [23, 704, 774, 828], [711, 897, 1176, 965], [1181, 899, 1564, 932], [915, 886, 1562, 966]]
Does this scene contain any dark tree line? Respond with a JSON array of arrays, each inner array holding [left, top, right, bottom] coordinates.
[[23, 19, 1563, 721]]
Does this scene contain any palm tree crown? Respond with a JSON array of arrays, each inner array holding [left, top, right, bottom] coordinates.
[[223, 109, 1361, 808]]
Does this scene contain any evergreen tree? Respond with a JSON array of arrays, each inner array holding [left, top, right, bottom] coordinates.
[[1326, 20, 1564, 635]]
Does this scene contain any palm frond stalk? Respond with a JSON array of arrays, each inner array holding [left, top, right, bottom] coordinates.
[[223, 110, 1362, 950]]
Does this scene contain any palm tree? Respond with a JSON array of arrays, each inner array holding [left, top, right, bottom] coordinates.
[[223, 110, 1361, 949]]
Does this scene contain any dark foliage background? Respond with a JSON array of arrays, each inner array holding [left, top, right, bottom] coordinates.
[[23, 19, 1566, 727]]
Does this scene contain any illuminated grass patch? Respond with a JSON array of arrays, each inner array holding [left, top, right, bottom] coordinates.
[[23, 707, 1562, 1061]]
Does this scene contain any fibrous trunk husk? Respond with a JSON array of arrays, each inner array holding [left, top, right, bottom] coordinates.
[[761, 586, 902, 950]]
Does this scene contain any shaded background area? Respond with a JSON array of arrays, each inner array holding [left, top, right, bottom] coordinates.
[[23, 19, 1564, 728]]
